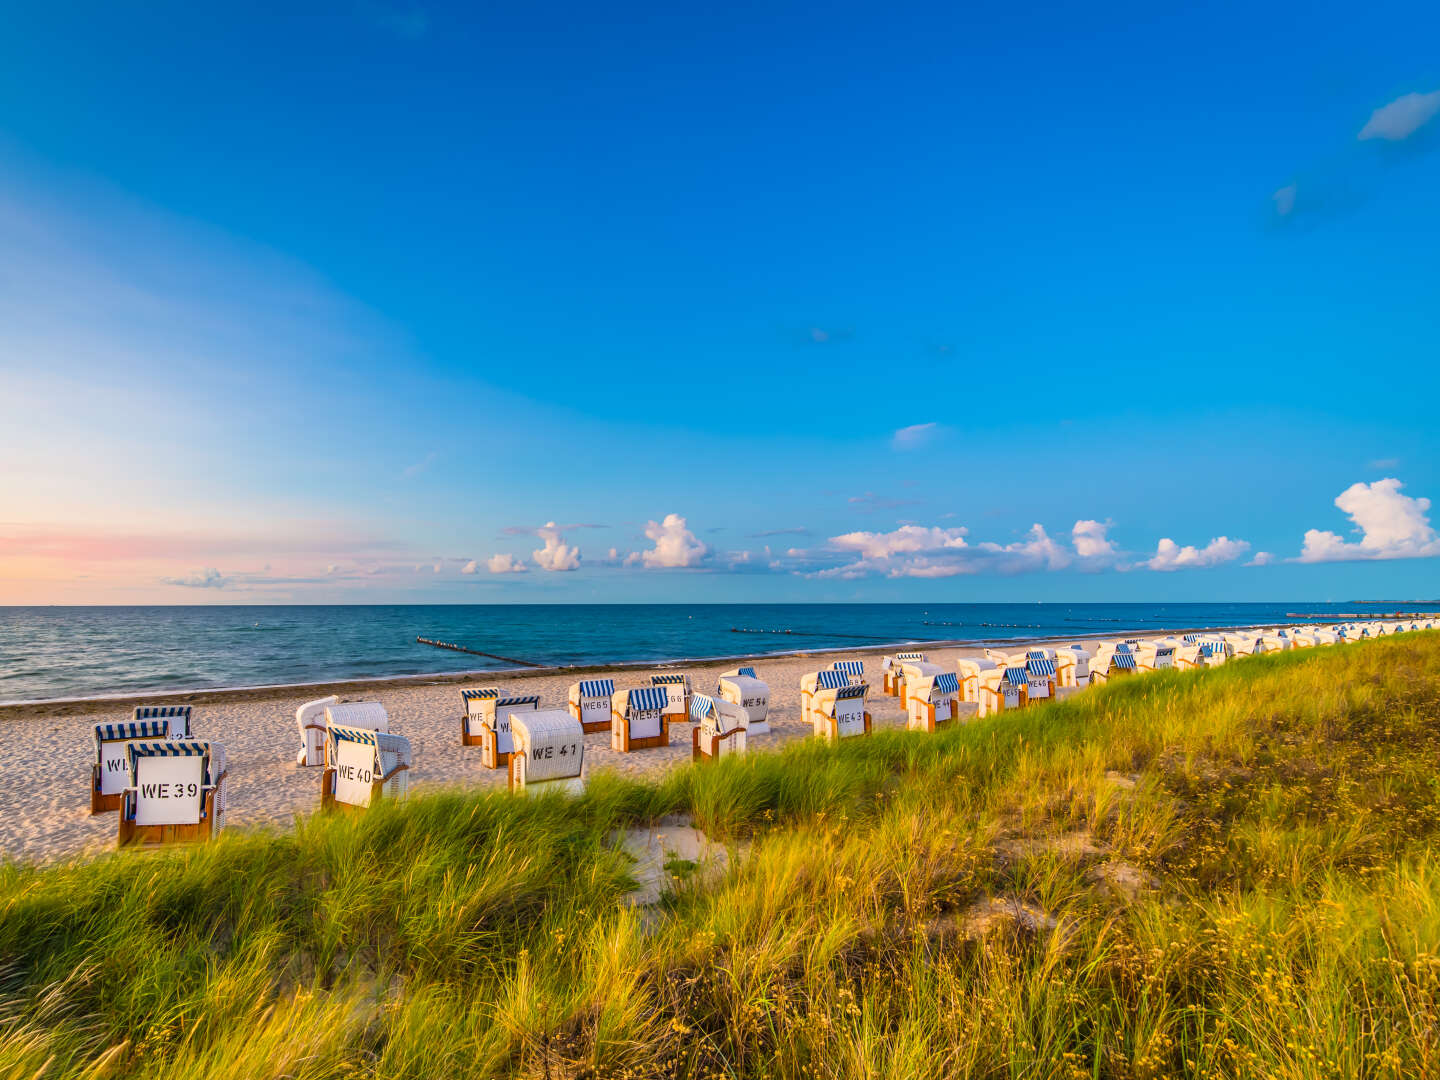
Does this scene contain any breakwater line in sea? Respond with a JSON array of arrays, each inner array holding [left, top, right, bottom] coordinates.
[[415, 637, 544, 668]]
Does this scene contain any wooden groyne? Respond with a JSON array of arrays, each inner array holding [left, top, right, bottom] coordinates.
[[415, 637, 544, 668]]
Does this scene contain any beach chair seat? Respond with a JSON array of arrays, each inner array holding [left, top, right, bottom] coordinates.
[[717, 668, 770, 734], [568, 678, 616, 734], [801, 669, 851, 728], [649, 674, 691, 729], [957, 658, 999, 702], [322, 724, 411, 810], [117, 740, 226, 847], [813, 682, 871, 741], [977, 667, 1028, 717], [611, 687, 669, 752], [295, 695, 339, 767], [509, 709, 585, 796], [690, 694, 748, 761], [906, 672, 959, 732], [92, 718, 173, 813]]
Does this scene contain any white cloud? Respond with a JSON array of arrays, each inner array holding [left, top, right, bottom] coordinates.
[[1146, 536, 1250, 571], [161, 567, 230, 588], [891, 422, 942, 451], [636, 513, 709, 568], [1358, 90, 1440, 141], [1247, 551, 1275, 566], [460, 559, 478, 574], [831, 524, 969, 561], [976, 524, 1072, 573], [1272, 184, 1298, 216], [1297, 478, 1440, 562], [486, 553, 528, 574], [1072, 519, 1116, 560], [533, 522, 581, 571], [821, 522, 1071, 578]]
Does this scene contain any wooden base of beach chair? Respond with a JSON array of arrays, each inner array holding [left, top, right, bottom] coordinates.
[[570, 704, 610, 735], [91, 768, 122, 814], [117, 791, 218, 848], [320, 768, 383, 813], [460, 717, 485, 747], [909, 704, 956, 733], [691, 726, 744, 762], [612, 721, 668, 752]]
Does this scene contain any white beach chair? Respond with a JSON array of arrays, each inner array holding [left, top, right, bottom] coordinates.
[[611, 687, 669, 752], [801, 669, 852, 729], [1135, 644, 1175, 672], [295, 695, 339, 767], [899, 660, 944, 709], [906, 672, 960, 732], [813, 682, 870, 741], [976, 667, 1028, 717], [1054, 648, 1091, 689], [957, 658, 999, 702], [717, 667, 770, 734], [649, 674, 691, 730], [882, 652, 926, 697], [322, 724, 411, 810], [568, 678, 616, 734], [689, 693, 748, 761], [1090, 650, 1137, 684], [117, 739, 226, 847], [509, 709, 585, 796], [467, 693, 539, 769], [92, 718, 174, 813]]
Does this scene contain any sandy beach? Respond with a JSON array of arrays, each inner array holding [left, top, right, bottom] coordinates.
[[0, 630, 1222, 864]]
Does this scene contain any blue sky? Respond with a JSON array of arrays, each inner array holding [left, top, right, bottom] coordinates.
[[1, 0, 1438, 603]]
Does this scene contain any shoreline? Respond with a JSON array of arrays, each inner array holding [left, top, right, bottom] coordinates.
[[0, 618, 1342, 718]]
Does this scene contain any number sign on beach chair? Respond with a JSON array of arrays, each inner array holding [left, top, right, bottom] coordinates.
[[611, 687, 669, 752], [801, 669, 851, 729], [1055, 647, 1091, 689], [957, 658, 999, 702], [117, 740, 226, 847], [1023, 657, 1057, 699], [976, 667, 1028, 718], [92, 718, 173, 813], [509, 710, 585, 796], [690, 693, 748, 761], [568, 678, 616, 734], [322, 724, 411, 810], [813, 682, 871, 741], [133, 704, 192, 737], [649, 674, 691, 729], [717, 667, 770, 734], [907, 672, 960, 732], [295, 695, 339, 766], [477, 695, 540, 769]]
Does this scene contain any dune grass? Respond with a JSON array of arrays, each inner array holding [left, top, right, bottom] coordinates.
[[3, 635, 1440, 1078]]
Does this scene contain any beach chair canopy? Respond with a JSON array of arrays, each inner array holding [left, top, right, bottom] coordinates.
[[622, 687, 669, 713], [651, 674, 689, 687], [460, 688, 500, 711], [576, 678, 615, 699], [133, 705, 192, 737], [95, 719, 171, 765], [1113, 653, 1137, 671], [832, 660, 864, 678], [1002, 666, 1028, 687], [1025, 658, 1056, 677], [815, 669, 850, 690], [325, 701, 389, 730]]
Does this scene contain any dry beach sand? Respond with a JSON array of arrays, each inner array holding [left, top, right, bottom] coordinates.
[[0, 633, 1202, 864]]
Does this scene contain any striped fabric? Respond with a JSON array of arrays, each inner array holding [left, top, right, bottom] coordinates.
[[330, 725, 378, 747], [578, 678, 615, 698], [1026, 650, 1048, 660], [134, 704, 191, 735], [815, 670, 850, 690], [1003, 667, 1028, 686], [497, 695, 540, 709], [735, 666, 758, 678], [651, 674, 688, 686], [934, 672, 959, 695], [689, 694, 715, 721], [896, 652, 925, 662], [1200, 642, 1228, 658], [1114, 643, 1134, 654], [626, 687, 670, 712], [1113, 653, 1137, 671], [375, 732, 412, 801], [127, 739, 206, 760], [460, 688, 500, 704], [1155, 646, 1174, 656], [834, 684, 867, 701], [1026, 658, 1056, 677], [94, 719, 170, 762], [832, 660, 864, 677]]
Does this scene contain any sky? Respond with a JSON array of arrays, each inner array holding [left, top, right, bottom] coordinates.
[[1, 0, 1438, 604]]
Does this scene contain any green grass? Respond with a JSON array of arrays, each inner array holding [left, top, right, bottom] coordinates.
[[3, 636, 1440, 1078]]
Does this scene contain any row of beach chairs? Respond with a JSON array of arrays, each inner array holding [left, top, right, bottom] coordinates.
[[90, 619, 1434, 848]]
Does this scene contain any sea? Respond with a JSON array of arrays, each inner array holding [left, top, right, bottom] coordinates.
[[0, 602, 1422, 704]]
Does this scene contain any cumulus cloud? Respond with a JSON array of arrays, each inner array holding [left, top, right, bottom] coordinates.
[[1297, 478, 1440, 562], [635, 513, 709, 568], [1247, 552, 1275, 566], [831, 524, 969, 562], [161, 567, 230, 589], [1071, 519, 1117, 560], [891, 422, 942, 451], [976, 524, 1073, 573], [1146, 536, 1250, 571], [460, 560, 478, 574], [821, 522, 1083, 578], [1358, 90, 1440, 141], [486, 553, 528, 574], [533, 522, 581, 571]]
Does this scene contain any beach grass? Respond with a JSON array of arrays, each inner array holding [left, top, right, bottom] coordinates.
[[2, 635, 1439, 1078]]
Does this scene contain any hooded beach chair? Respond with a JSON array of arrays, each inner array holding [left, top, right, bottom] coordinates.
[[459, 688, 499, 745], [801, 669, 852, 728], [649, 674, 691, 729], [899, 660, 945, 709], [957, 658, 999, 702], [92, 718, 174, 813], [568, 678, 616, 734], [717, 667, 770, 734], [1135, 644, 1175, 672], [976, 667, 1028, 718], [1023, 656, 1057, 699], [470, 693, 540, 768], [323, 701, 388, 758], [611, 686, 669, 752], [906, 672, 960, 732], [322, 724, 411, 810], [133, 704, 192, 737], [295, 695, 339, 767], [1199, 641, 1232, 666], [117, 740, 226, 847], [509, 709, 585, 796], [1089, 650, 1137, 685], [690, 693, 748, 761], [882, 652, 926, 697], [1054, 647, 1091, 688], [813, 682, 871, 741], [1170, 643, 1204, 670]]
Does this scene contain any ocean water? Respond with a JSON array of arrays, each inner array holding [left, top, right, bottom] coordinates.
[[0, 602, 1415, 703]]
